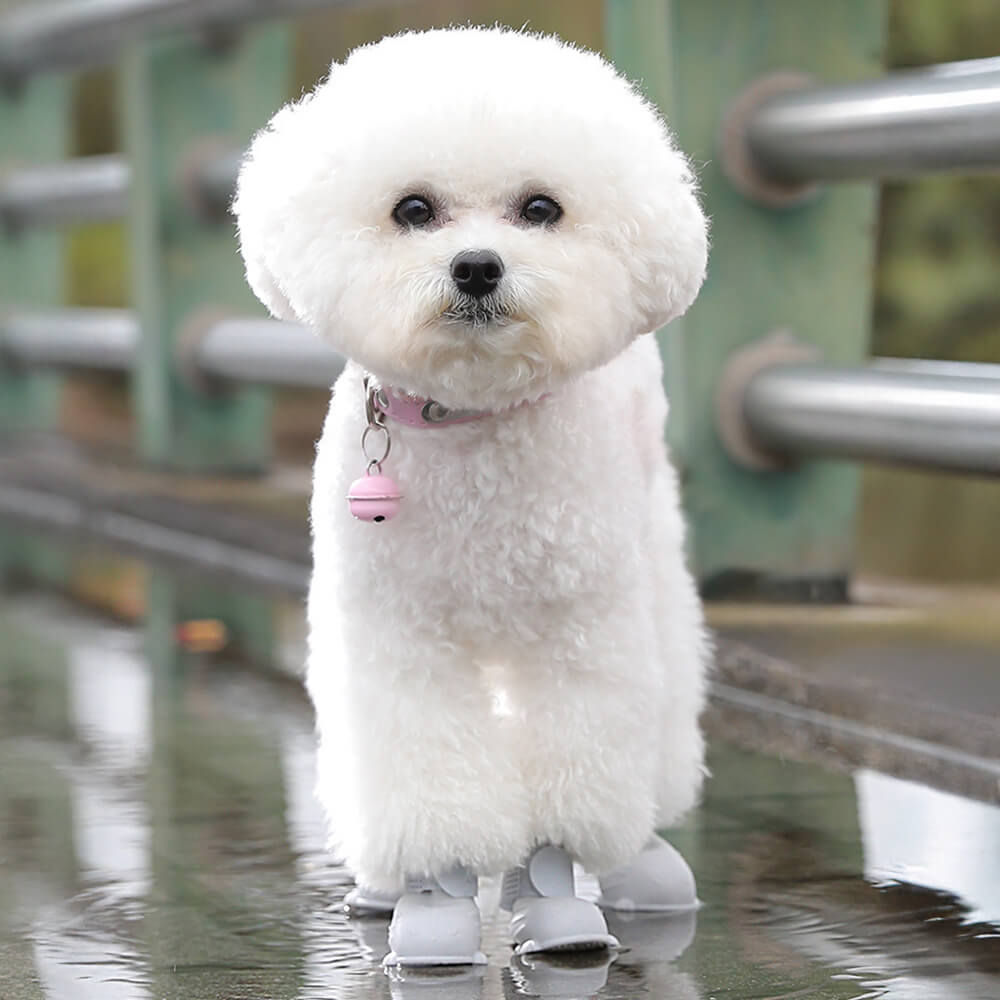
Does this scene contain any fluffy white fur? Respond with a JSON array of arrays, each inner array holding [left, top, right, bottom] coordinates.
[[235, 26, 710, 892]]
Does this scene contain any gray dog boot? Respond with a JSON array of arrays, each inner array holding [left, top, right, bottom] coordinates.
[[383, 865, 487, 968], [598, 835, 699, 912], [501, 845, 619, 955], [344, 884, 401, 915]]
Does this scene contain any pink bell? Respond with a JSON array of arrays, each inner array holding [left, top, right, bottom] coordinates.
[[347, 471, 403, 522]]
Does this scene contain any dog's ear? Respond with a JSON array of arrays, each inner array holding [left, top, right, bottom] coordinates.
[[605, 83, 709, 335], [239, 236, 298, 322], [633, 157, 709, 335], [233, 88, 327, 323]]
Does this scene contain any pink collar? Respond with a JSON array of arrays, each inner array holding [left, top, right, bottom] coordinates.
[[375, 385, 492, 428], [372, 382, 548, 428]]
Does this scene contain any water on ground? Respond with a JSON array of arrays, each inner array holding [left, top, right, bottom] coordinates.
[[1, 594, 998, 1000]]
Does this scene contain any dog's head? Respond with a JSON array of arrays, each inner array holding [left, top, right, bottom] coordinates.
[[234, 28, 708, 410]]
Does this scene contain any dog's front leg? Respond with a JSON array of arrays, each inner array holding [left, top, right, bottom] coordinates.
[[313, 633, 533, 885], [309, 620, 531, 963], [505, 614, 664, 872], [492, 612, 665, 953]]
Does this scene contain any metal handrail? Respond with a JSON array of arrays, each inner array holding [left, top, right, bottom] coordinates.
[[3, 308, 998, 477], [743, 361, 1000, 476], [0, 156, 130, 229], [0, 308, 138, 371], [743, 58, 1000, 184], [0, 307, 344, 388], [0, 146, 245, 228], [189, 147, 245, 219], [0, 0, 366, 81], [188, 316, 344, 388]]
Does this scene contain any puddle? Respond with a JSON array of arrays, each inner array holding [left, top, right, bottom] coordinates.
[[1, 593, 998, 999]]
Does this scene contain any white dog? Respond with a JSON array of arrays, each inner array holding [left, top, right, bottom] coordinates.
[[235, 26, 710, 965]]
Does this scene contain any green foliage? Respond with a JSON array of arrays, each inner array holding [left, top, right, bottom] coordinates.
[[67, 224, 127, 307], [874, 1, 1000, 365], [68, 69, 126, 308], [875, 176, 1000, 363], [889, 0, 1000, 66], [292, 0, 602, 94]]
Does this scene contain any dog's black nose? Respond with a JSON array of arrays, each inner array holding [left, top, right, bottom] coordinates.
[[450, 249, 504, 298]]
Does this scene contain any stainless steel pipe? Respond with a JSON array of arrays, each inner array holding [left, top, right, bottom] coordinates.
[[744, 58, 1000, 184], [743, 361, 1000, 476], [5, 309, 999, 478], [189, 147, 245, 219], [0, 308, 344, 388], [0, 147, 245, 229], [0, 155, 130, 229], [0, 308, 138, 371], [0, 0, 368, 80], [191, 317, 344, 389]]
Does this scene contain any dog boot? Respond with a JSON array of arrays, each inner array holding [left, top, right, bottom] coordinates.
[[598, 835, 699, 912], [384, 865, 487, 968], [345, 884, 401, 915], [501, 845, 619, 955]]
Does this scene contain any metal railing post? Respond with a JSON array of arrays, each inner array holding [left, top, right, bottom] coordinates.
[[607, 0, 888, 593], [0, 73, 70, 431], [118, 23, 293, 470]]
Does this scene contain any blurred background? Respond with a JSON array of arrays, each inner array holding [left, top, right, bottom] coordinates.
[[4, 0, 997, 587], [2, 3, 999, 998]]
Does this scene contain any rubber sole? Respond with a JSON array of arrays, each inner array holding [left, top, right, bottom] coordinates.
[[514, 932, 619, 955], [383, 950, 487, 968]]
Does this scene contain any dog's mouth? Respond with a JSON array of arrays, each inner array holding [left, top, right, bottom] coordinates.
[[441, 296, 511, 329]]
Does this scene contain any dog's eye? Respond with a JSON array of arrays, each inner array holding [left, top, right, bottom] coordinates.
[[393, 195, 435, 228], [520, 195, 562, 226]]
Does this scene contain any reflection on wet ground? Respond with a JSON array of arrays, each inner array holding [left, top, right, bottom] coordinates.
[[1, 594, 998, 1000]]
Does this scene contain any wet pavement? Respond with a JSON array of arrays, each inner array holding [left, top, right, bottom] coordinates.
[[2, 593, 999, 1000]]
